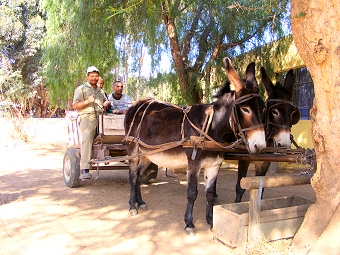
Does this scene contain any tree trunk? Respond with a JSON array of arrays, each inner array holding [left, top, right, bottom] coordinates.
[[161, 5, 201, 105], [290, 1, 340, 254]]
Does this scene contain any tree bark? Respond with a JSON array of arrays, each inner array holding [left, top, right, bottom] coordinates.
[[290, 1, 340, 254], [161, 3, 201, 105]]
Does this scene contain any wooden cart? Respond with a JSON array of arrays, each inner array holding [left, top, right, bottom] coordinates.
[[62, 113, 158, 188]]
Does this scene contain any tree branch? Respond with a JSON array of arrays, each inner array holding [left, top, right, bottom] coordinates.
[[219, 17, 272, 50], [191, 16, 215, 73], [182, 6, 202, 61]]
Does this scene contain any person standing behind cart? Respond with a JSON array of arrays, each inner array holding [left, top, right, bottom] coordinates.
[[72, 66, 110, 179], [97, 76, 108, 98], [97, 76, 104, 89], [107, 80, 132, 114]]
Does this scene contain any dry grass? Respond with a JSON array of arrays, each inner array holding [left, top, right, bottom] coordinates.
[[244, 238, 292, 255]]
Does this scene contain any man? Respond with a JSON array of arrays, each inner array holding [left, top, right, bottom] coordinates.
[[97, 76, 104, 89], [72, 66, 110, 179], [97, 76, 108, 98], [107, 80, 132, 114]]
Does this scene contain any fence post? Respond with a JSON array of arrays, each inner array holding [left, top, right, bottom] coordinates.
[[248, 187, 261, 242]]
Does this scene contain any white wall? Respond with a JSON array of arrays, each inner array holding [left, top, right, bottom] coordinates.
[[0, 118, 69, 147]]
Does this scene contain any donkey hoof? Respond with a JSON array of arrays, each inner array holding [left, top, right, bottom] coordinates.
[[184, 227, 196, 236], [130, 209, 138, 216], [138, 204, 148, 211]]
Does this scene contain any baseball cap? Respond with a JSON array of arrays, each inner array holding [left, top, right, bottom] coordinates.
[[86, 66, 99, 75]]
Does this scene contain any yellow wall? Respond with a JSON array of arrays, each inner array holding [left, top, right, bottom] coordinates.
[[291, 120, 313, 149], [232, 35, 305, 80]]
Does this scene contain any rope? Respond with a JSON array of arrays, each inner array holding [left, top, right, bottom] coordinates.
[[124, 136, 186, 150], [291, 134, 302, 149], [123, 94, 263, 159], [123, 99, 155, 143]]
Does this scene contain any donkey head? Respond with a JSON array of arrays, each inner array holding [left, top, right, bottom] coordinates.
[[261, 67, 300, 147], [224, 57, 266, 154]]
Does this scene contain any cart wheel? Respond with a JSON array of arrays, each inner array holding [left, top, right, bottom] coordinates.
[[141, 162, 158, 184], [63, 148, 81, 188]]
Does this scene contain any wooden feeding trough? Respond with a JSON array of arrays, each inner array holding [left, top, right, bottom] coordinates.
[[213, 175, 314, 247]]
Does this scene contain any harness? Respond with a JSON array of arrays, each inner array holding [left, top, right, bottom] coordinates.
[[230, 94, 264, 152], [123, 93, 264, 159]]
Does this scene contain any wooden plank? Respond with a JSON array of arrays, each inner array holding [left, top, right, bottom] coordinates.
[[224, 153, 303, 162], [240, 175, 311, 190], [213, 204, 247, 247], [213, 196, 313, 247], [248, 189, 261, 242]]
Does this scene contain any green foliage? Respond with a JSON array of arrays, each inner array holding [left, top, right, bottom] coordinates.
[[0, 0, 45, 116], [40, 0, 120, 107], [40, 0, 293, 107], [106, 0, 292, 104], [126, 72, 184, 104]]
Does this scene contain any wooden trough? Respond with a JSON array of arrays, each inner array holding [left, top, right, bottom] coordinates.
[[213, 175, 314, 247]]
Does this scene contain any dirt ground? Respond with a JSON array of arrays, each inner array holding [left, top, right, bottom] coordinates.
[[0, 145, 316, 255]]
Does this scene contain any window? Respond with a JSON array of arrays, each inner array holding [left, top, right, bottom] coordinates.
[[276, 67, 314, 120]]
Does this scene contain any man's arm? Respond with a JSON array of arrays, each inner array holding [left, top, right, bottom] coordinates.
[[72, 95, 95, 110]]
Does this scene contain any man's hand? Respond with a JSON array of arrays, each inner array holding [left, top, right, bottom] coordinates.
[[103, 100, 110, 107], [87, 95, 95, 103]]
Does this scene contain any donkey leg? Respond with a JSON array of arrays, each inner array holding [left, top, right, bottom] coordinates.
[[212, 178, 219, 203], [204, 165, 221, 227], [135, 164, 148, 211], [128, 158, 141, 216], [184, 165, 199, 236], [235, 160, 251, 203], [128, 172, 138, 215], [132, 158, 150, 211]]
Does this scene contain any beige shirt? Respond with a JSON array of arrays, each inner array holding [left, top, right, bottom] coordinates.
[[73, 82, 107, 116]]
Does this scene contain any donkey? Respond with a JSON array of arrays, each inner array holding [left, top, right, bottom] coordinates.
[[124, 57, 266, 235], [234, 67, 301, 203]]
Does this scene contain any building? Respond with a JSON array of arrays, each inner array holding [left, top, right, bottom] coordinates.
[[233, 35, 314, 150]]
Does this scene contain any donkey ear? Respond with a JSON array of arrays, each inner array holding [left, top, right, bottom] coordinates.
[[245, 62, 257, 85], [260, 66, 274, 96], [223, 57, 243, 92], [291, 108, 301, 125], [284, 69, 295, 96]]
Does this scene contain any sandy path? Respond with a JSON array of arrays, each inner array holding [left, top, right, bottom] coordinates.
[[0, 146, 315, 255]]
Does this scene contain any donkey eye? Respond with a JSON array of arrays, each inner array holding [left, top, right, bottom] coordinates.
[[241, 107, 250, 114], [272, 109, 279, 117]]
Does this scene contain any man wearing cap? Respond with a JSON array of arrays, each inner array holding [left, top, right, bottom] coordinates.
[[72, 66, 110, 179]]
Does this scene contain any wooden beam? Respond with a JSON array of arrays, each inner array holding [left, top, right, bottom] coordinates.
[[240, 175, 311, 190], [224, 153, 302, 162]]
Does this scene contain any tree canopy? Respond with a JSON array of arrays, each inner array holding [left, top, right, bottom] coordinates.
[[0, 1, 293, 115], [41, 0, 292, 107], [0, 0, 45, 116]]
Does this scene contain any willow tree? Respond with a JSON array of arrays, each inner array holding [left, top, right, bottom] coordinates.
[[40, 0, 121, 107], [108, 0, 291, 105], [41, 0, 291, 107], [290, 1, 340, 254]]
